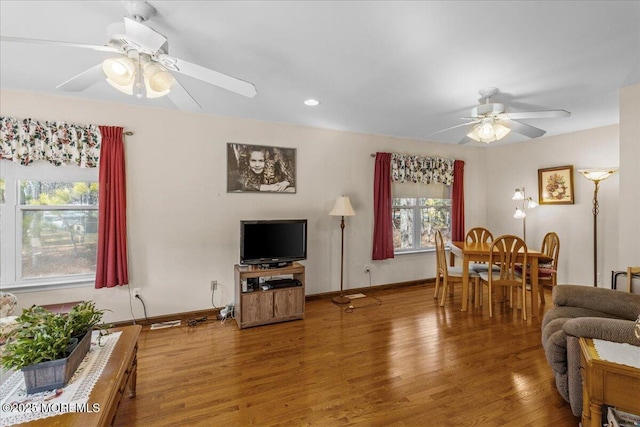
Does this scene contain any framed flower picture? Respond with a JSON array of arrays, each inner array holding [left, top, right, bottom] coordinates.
[[538, 165, 574, 204]]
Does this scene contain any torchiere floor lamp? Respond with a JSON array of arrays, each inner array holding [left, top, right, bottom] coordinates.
[[330, 196, 356, 305], [578, 168, 618, 287]]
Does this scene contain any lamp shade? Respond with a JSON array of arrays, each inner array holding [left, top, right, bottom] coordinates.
[[512, 188, 525, 200], [143, 63, 175, 98], [330, 196, 356, 216], [103, 57, 136, 95], [513, 207, 526, 219], [577, 168, 618, 182]]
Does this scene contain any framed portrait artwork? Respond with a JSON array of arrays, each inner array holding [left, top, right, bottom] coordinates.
[[227, 143, 296, 193], [538, 165, 574, 204]]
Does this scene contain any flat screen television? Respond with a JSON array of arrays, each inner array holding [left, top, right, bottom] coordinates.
[[240, 219, 307, 267]]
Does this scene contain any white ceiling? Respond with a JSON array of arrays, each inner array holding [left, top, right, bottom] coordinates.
[[1, 1, 639, 146]]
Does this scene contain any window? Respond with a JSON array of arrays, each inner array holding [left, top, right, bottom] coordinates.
[[392, 182, 452, 253], [0, 161, 98, 289]]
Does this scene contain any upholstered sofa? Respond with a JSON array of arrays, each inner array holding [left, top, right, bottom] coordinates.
[[541, 285, 640, 417]]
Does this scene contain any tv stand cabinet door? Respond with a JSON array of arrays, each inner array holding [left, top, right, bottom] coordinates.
[[274, 288, 304, 318], [241, 292, 274, 325]]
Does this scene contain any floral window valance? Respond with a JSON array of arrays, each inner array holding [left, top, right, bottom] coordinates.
[[391, 153, 455, 185], [0, 116, 101, 168]]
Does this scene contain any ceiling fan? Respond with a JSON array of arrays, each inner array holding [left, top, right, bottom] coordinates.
[[0, 1, 257, 110], [429, 87, 570, 144]]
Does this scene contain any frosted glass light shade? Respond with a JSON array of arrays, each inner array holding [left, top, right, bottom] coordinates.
[[143, 63, 174, 98], [512, 188, 525, 200], [330, 196, 356, 216], [103, 57, 136, 94], [513, 207, 526, 219], [467, 121, 511, 143], [578, 168, 618, 182]]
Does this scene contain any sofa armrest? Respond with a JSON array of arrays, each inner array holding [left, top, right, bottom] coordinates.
[[562, 317, 640, 346], [552, 285, 640, 321]]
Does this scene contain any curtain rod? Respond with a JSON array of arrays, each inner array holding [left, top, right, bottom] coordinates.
[[124, 131, 134, 136]]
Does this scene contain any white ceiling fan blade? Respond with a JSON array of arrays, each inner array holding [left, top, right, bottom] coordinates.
[[0, 36, 120, 53], [162, 55, 257, 98], [426, 119, 480, 137], [499, 110, 571, 120], [56, 64, 104, 92], [458, 136, 474, 145], [124, 17, 167, 53], [508, 119, 547, 139], [167, 79, 202, 111]]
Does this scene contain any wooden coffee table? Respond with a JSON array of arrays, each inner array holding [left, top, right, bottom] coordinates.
[[12, 325, 141, 426]]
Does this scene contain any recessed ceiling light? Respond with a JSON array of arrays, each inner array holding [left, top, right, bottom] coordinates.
[[304, 98, 320, 106]]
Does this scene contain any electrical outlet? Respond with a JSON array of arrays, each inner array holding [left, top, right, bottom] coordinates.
[[211, 280, 218, 291], [133, 287, 141, 297], [364, 265, 370, 273]]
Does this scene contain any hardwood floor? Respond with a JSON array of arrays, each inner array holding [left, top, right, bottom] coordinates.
[[113, 283, 579, 426]]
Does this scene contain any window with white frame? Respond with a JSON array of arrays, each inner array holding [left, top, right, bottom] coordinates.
[[0, 161, 98, 289], [392, 182, 452, 253]]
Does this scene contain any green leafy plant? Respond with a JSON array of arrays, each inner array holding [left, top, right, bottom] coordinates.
[[1, 301, 111, 371], [67, 301, 110, 338]]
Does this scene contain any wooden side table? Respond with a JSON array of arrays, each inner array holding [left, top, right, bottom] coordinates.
[[579, 337, 640, 427]]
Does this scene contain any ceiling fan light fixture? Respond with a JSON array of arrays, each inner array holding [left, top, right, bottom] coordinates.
[[143, 62, 174, 98], [103, 57, 135, 84], [493, 123, 511, 140], [103, 57, 136, 95], [467, 120, 511, 143]]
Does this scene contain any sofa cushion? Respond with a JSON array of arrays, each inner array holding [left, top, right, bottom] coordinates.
[[563, 317, 640, 346], [552, 284, 640, 321], [541, 305, 619, 332], [544, 327, 568, 374]]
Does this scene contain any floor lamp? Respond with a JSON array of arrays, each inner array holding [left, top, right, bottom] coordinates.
[[578, 168, 618, 287], [330, 196, 356, 305], [512, 187, 537, 243]]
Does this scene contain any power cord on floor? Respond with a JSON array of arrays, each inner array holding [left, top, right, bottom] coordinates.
[[187, 316, 208, 328], [343, 268, 382, 313]]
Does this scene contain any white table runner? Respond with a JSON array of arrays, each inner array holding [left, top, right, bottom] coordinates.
[[593, 338, 640, 369], [0, 331, 121, 426]]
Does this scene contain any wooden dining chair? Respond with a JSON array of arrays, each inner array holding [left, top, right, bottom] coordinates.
[[434, 230, 480, 307], [627, 266, 640, 293], [478, 235, 528, 320], [465, 227, 493, 246], [520, 232, 560, 304], [465, 227, 498, 305]]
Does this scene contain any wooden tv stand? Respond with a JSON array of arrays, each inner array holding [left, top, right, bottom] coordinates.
[[234, 262, 305, 329]]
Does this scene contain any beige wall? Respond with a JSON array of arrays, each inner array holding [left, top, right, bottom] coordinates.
[[484, 125, 620, 287], [1, 90, 487, 323], [618, 84, 640, 270], [2, 85, 634, 322]]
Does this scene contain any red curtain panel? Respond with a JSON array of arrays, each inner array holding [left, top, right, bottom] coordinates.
[[95, 126, 129, 288], [451, 160, 465, 242], [372, 152, 394, 260]]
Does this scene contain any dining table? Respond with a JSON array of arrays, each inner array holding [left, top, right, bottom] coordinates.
[[448, 241, 552, 317]]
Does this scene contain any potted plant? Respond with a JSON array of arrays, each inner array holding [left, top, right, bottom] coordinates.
[[0, 301, 110, 394]]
